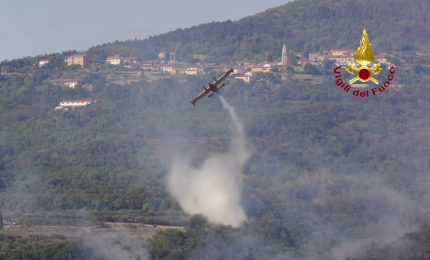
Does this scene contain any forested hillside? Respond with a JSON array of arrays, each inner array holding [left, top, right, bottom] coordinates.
[[87, 0, 430, 63], [0, 0, 430, 258]]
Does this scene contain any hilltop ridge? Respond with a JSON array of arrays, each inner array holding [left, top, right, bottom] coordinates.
[[86, 0, 430, 63]]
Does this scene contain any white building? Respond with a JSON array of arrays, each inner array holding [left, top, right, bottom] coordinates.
[[55, 99, 96, 111], [50, 79, 80, 89], [251, 64, 272, 73], [182, 66, 205, 75], [38, 59, 50, 67], [141, 63, 156, 71], [106, 55, 123, 65], [331, 49, 354, 57], [234, 73, 252, 83], [64, 80, 79, 89], [328, 55, 354, 65], [160, 65, 176, 74], [124, 57, 139, 65], [328, 49, 354, 65]]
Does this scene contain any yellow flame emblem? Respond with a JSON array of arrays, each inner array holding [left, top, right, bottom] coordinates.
[[354, 29, 375, 66], [346, 29, 382, 85]]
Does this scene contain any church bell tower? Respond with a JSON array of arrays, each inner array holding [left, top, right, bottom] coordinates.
[[281, 43, 288, 66]]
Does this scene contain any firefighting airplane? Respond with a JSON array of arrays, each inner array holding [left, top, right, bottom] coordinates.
[[190, 68, 234, 106]]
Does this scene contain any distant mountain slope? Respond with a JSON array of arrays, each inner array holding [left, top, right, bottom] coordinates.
[[88, 0, 430, 63]]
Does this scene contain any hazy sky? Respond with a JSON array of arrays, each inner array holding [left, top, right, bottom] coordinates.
[[0, 0, 290, 61]]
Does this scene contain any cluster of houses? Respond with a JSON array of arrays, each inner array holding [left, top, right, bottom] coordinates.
[[99, 44, 392, 82], [40, 43, 393, 82], [307, 49, 389, 65], [41, 43, 397, 111]]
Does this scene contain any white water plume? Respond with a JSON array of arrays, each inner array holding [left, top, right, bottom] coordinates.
[[167, 96, 251, 227]]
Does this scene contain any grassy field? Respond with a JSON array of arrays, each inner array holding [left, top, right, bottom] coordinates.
[[2, 221, 183, 239]]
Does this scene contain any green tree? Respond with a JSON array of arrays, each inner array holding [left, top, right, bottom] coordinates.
[[303, 63, 321, 75]]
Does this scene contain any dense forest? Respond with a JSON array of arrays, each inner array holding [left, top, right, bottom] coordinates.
[[0, 59, 429, 258], [0, 0, 430, 259]]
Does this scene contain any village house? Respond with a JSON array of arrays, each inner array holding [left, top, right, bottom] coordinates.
[[331, 49, 354, 57], [160, 65, 176, 74], [251, 64, 272, 73], [181, 66, 205, 76], [234, 72, 252, 83], [158, 64, 205, 76], [106, 54, 123, 65], [38, 59, 50, 67], [65, 54, 87, 67], [141, 62, 157, 72], [327, 49, 354, 65], [55, 99, 96, 111], [124, 57, 139, 65], [63, 80, 79, 89], [50, 79, 80, 89], [173, 67, 188, 75], [206, 64, 232, 74], [328, 55, 354, 65]]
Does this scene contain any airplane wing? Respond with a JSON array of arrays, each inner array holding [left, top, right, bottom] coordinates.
[[216, 82, 226, 91], [191, 88, 210, 106], [212, 68, 234, 87]]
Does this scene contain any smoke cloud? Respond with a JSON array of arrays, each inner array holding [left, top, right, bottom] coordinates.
[[84, 234, 149, 260], [167, 96, 250, 227]]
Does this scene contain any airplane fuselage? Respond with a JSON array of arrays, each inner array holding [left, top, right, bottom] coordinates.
[[208, 83, 217, 92], [190, 68, 233, 106]]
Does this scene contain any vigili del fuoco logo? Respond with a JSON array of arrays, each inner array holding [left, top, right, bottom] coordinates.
[[333, 29, 396, 97]]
